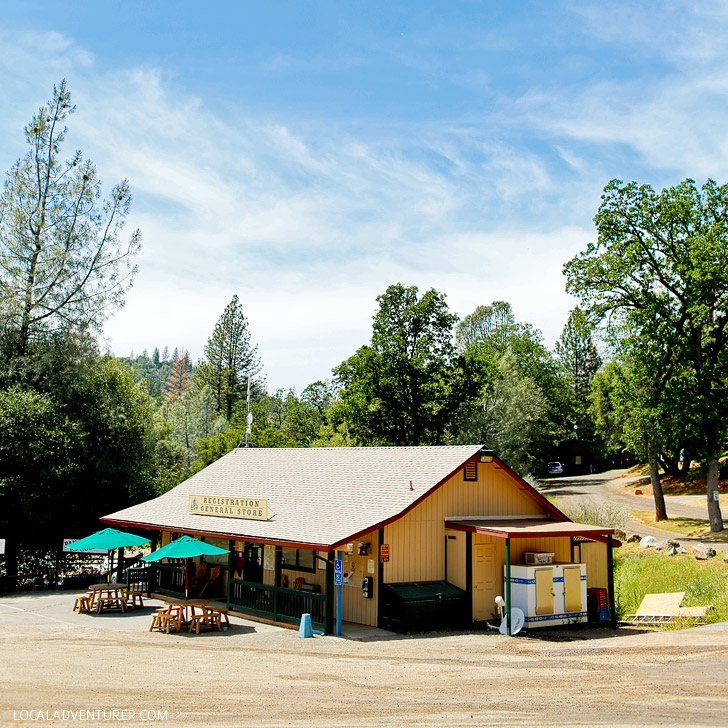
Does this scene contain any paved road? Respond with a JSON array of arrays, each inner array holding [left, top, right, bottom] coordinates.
[[537, 469, 728, 551]]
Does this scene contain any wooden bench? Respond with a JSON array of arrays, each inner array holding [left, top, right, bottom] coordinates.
[[188, 606, 230, 634], [213, 607, 230, 628], [188, 606, 222, 634], [149, 605, 184, 633], [126, 590, 145, 609], [73, 593, 92, 613]]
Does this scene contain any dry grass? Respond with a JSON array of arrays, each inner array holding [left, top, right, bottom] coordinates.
[[631, 509, 728, 542], [620, 463, 728, 497]]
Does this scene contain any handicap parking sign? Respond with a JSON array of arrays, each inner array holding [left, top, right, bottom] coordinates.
[[334, 558, 342, 585]]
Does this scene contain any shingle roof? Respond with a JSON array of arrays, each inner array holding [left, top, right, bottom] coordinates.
[[103, 445, 484, 549]]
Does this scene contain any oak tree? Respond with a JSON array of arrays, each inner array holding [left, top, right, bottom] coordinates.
[[565, 178, 728, 530]]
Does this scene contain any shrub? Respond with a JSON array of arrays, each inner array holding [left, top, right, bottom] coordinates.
[[555, 498, 629, 530]]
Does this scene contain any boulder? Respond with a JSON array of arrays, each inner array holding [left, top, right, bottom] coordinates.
[[626, 534, 641, 543], [692, 544, 717, 560], [723, 553, 728, 564], [640, 536, 659, 548], [634, 489, 643, 495], [613, 528, 627, 542], [667, 539, 681, 548]]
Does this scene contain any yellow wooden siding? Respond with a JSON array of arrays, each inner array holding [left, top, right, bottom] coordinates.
[[338, 529, 379, 626], [579, 541, 609, 589], [382, 462, 546, 585], [161, 531, 171, 547], [445, 529, 467, 590]]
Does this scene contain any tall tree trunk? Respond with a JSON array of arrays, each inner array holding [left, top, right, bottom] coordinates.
[[648, 438, 668, 521], [706, 457, 724, 533]]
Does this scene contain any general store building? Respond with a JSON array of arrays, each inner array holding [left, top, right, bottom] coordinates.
[[102, 445, 616, 634]]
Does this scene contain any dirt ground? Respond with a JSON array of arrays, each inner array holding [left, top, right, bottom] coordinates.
[[2, 592, 728, 728]]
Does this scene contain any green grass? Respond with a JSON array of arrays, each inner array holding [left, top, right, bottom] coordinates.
[[614, 544, 728, 625]]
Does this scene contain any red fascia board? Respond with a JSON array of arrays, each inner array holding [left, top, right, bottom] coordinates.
[[330, 447, 482, 550], [492, 457, 569, 522], [447, 522, 615, 540], [99, 517, 330, 552]]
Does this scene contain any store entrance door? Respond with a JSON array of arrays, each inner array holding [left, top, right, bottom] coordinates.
[[472, 543, 495, 622], [244, 543, 264, 583]]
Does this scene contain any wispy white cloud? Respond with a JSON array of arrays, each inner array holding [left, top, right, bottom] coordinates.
[[4, 4, 728, 389]]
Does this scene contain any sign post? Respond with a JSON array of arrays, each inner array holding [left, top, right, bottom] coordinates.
[[334, 553, 343, 637]]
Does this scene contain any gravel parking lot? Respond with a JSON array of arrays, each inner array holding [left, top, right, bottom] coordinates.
[[1, 591, 728, 728]]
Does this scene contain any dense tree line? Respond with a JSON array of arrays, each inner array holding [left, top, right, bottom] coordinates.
[[2, 79, 723, 591]]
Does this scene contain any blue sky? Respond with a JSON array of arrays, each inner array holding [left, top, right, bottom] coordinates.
[[2, 1, 728, 390]]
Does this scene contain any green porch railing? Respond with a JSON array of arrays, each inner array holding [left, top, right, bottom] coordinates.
[[228, 579, 326, 629], [125, 566, 153, 595], [125, 564, 186, 597], [155, 563, 185, 596]]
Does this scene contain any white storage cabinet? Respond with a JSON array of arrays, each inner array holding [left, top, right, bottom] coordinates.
[[504, 563, 587, 628]]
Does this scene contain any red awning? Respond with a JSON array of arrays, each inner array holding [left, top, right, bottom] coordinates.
[[446, 518, 615, 540]]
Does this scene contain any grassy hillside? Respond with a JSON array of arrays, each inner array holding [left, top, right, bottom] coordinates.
[[614, 543, 728, 625]]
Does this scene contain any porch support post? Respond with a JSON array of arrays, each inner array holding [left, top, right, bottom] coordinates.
[[570, 536, 575, 563], [505, 537, 512, 636], [325, 551, 335, 635], [274, 545, 281, 622], [336, 550, 343, 637], [377, 528, 384, 628], [465, 532, 473, 623], [607, 535, 616, 629], [227, 540, 234, 610]]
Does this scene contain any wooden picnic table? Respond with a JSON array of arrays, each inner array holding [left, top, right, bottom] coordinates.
[[150, 597, 229, 634], [88, 583, 128, 613], [155, 597, 209, 632]]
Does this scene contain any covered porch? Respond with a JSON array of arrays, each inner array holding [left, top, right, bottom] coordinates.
[[125, 539, 334, 633], [446, 518, 617, 634]]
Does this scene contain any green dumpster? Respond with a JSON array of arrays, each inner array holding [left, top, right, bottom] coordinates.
[[380, 580, 467, 633]]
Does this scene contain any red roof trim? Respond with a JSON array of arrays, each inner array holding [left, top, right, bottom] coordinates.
[[447, 521, 615, 540], [491, 457, 569, 521], [99, 517, 330, 552], [331, 449, 483, 549]]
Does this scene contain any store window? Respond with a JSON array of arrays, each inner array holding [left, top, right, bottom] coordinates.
[[201, 537, 229, 566], [280, 547, 315, 572]]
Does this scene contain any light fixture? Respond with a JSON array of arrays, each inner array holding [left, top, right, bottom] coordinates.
[[479, 448, 495, 463]]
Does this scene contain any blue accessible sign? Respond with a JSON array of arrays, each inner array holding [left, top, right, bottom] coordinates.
[[334, 558, 342, 585]]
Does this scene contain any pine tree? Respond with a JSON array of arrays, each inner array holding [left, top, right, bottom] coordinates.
[[0, 81, 140, 353], [195, 295, 260, 419], [555, 308, 602, 439], [164, 349, 192, 403]]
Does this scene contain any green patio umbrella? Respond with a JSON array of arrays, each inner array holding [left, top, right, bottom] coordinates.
[[142, 535, 228, 598], [66, 528, 151, 583]]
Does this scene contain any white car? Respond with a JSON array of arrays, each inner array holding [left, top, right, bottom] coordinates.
[[547, 461, 564, 475]]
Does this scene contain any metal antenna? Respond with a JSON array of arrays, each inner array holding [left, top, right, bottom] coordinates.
[[244, 374, 252, 447]]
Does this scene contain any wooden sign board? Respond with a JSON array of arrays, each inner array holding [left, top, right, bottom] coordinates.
[[380, 544, 390, 562], [188, 495, 268, 520]]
